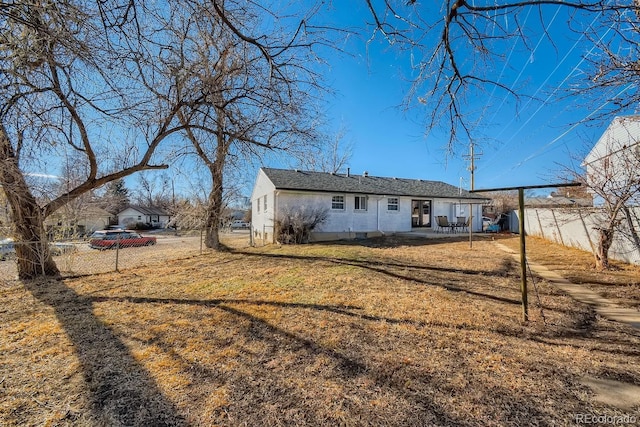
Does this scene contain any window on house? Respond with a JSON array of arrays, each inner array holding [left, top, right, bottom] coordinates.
[[331, 195, 345, 210], [263, 195, 268, 212], [354, 196, 367, 211], [387, 198, 399, 211], [257, 199, 260, 213]]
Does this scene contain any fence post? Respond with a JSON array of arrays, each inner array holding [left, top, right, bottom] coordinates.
[[518, 188, 528, 322], [535, 209, 545, 239], [551, 209, 565, 246], [579, 209, 597, 255], [200, 228, 203, 255], [40, 239, 46, 276], [115, 233, 120, 272]]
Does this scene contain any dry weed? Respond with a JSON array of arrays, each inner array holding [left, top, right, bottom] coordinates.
[[1, 234, 639, 426]]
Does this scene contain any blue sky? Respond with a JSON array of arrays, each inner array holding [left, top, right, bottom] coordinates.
[[37, 2, 633, 201], [283, 2, 636, 194]]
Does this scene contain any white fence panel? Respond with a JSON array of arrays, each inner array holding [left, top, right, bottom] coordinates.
[[521, 207, 640, 265]]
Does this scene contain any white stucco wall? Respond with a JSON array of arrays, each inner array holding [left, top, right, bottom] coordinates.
[[274, 192, 411, 235], [118, 207, 144, 225], [250, 169, 277, 239]]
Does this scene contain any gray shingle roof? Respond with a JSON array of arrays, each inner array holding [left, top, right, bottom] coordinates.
[[262, 168, 488, 200], [124, 205, 169, 216]]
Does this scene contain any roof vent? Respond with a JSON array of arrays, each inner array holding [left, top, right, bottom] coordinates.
[[363, 171, 369, 177], [294, 169, 300, 172]]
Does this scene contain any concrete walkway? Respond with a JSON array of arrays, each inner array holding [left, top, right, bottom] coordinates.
[[493, 242, 640, 330]]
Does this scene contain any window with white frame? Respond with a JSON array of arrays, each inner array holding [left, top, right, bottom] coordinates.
[[256, 199, 260, 213], [263, 195, 268, 212], [387, 197, 399, 211], [331, 195, 345, 210], [354, 195, 367, 211]]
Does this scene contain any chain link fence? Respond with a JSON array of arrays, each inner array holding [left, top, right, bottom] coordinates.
[[0, 229, 251, 279]]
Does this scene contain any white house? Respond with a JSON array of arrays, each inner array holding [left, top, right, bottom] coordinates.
[[117, 205, 171, 228], [583, 115, 640, 206], [251, 167, 489, 243], [45, 206, 114, 236]]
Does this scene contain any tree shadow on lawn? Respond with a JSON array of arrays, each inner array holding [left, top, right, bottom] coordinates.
[[236, 250, 524, 307], [89, 294, 558, 426], [329, 234, 501, 249], [23, 278, 186, 426], [93, 294, 639, 358]]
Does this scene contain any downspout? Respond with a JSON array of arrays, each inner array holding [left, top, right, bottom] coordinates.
[[376, 195, 385, 236], [274, 190, 280, 244]]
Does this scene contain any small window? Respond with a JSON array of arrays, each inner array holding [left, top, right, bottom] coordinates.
[[257, 199, 260, 213], [387, 198, 399, 211], [263, 195, 268, 212], [332, 195, 345, 210], [137, 215, 142, 220], [354, 196, 367, 211]]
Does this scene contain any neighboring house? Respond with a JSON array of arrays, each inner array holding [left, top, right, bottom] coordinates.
[[583, 115, 640, 206], [45, 206, 114, 237], [117, 205, 171, 228], [524, 195, 593, 208], [251, 167, 489, 243]]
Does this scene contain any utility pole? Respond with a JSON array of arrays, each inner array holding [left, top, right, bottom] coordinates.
[[463, 142, 481, 247]]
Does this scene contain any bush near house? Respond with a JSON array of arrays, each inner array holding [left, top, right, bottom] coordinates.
[[275, 206, 328, 244]]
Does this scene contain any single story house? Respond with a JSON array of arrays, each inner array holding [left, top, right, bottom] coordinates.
[[45, 206, 114, 237], [251, 167, 489, 243], [117, 205, 171, 228]]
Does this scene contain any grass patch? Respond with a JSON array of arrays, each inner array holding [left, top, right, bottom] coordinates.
[[1, 234, 639, 426]]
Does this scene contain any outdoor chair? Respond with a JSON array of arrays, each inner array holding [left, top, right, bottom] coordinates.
[[437, 216, 453, 233], [456, 216, 468, 233]]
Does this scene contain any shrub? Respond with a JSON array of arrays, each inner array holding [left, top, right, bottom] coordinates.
[[275, 206, 328, 244], [130, 222, 152, 230]]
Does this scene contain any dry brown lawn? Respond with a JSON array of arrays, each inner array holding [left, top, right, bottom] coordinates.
[[1, 234, 639, 426]]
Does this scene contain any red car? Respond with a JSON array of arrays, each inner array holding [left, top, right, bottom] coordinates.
[[89, 230, 156, 250]]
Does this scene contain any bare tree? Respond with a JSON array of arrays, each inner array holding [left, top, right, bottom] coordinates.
[[295, 126, 354, 174], [0, 1, 183, 278], [2, 0, 331, 276], [574, 123, 640, 269], [132, 172, 172, 209], [363, 1, 638, 151], [149, 0, 332, 249]]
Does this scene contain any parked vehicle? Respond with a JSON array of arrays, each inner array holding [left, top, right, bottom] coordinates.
[[0, 238, 15, 261], [1, 238, 77, 259], [230, 220, 251, 229], [89, 230, 156, 250]]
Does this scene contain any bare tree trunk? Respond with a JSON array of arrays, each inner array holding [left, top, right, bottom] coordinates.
[[203, 135, 228, 250], [203, 182, 223, 249], [0, 126, 59, 279], [594, 227, 614, 270]]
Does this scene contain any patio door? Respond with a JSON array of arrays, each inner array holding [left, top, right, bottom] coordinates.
[[411, 200, 432, 228]]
